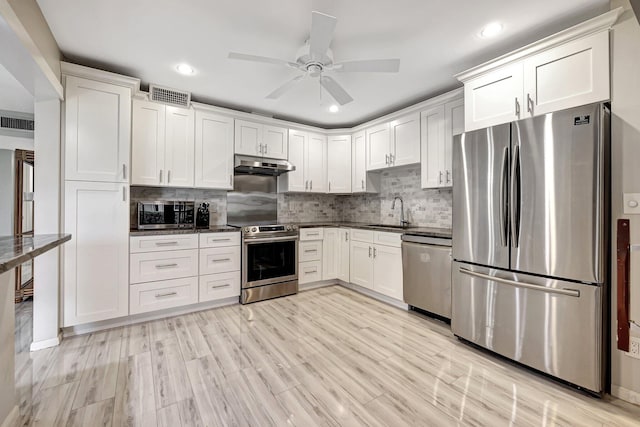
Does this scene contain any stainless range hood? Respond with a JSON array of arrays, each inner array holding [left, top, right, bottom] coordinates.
[[234, 155, 295, 176]]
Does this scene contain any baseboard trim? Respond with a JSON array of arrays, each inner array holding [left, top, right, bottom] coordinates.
[[299, 280, 339, 291], [62, 296, 239, 337], [1, 405, 18, 427], [338, 281, 408, 310], [611, 385, 640, 406], [30, 333, 62, 352]]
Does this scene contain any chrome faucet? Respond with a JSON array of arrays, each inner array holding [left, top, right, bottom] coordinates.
[[391, 196, 410, 227]]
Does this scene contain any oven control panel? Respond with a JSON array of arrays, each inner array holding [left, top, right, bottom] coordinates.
[[241, 224, 298, 238]]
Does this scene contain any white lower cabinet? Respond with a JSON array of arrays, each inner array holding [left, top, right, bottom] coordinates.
[[200, 246, 241, 275], [322, 228, 339, 280], [198, 233, 240, 302], [349, 240, 374, 289], [300, 240, 322, 263], [130, 249, 199, 284], [199, 271, 240, 302], [372, 245, 403, 300], [129, 277, 199, 315], [299, 260, 322, 284], [337, 229, 350, 282], [63, 181, 129, 326]]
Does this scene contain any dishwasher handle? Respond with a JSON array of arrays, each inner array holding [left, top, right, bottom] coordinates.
[[401, 234, 451, 247]]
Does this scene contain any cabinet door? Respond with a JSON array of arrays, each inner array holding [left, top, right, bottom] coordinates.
[[63, 181, 129, 326], [420, 105, 445, 189], [164, 106, 195, 187], [523, 31, 609, 117], [65, 76, 131, 183], [284, 129, 307, 192], [327, 135, 352, 193], [337, 229, 350, 282], [443, 98, 464, 186], [373, 245, 403, 300], [390, 112, 420, 167], [194, 111, 234, 190], [262, 125, 288, 159], [349, 240, 373, 289], [322, 228, 339, 280], [306, 133, 327, 193], [131, 99, 165, 186], [464, 62, 523, 131], [352, 131, 367, 193], [366, 123, 391, 171], [234, 119, 261, 156]]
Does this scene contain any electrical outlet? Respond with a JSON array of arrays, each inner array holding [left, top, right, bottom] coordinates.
[[628, 337, 640, 359]]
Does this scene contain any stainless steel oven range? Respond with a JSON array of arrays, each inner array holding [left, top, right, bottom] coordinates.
[[240, 224, 298, 304]]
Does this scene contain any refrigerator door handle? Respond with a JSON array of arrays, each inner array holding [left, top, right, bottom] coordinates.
[[499, 146, 509, 247], [510, 144, 521, 247], [459, 268, 581, 297]]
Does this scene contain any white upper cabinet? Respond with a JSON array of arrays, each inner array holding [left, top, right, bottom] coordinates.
[[279, 130, 326, 193], [458, 10, 619, 131], [131, 99, 195, 187], [327, 135, 352, 193], [64, 76, 131, 183], [444, 98, 465, 180], [463, 63, 524, 132], [366, 123, 390, 171], [389, 112, 420, 167], [352, 130, 379, 193], [194, 110, 234, 190], [234, 119, 288, 159], [522, 31, 609, 117]]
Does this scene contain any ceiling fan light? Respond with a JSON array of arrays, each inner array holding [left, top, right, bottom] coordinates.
[[479, 22, 503, 38], [329, 105, 339, 113], [176, 63, 195, 75]]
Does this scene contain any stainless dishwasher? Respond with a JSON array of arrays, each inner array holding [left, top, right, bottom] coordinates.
[[401, 234, 452, 319]]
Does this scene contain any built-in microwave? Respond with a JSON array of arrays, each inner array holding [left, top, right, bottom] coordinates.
[[137, 201, 195, 230]]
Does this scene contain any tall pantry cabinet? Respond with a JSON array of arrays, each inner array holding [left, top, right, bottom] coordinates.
[[61, 63, 140, 327]]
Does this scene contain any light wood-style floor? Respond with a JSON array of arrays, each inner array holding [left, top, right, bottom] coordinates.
[[14, 286, 640, 426]]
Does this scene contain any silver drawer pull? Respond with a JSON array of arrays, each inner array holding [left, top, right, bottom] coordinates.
[[155, 241, 179, 246], [211, 258, 231, 263], [210, 238, 231, 242], [210, 283, 231, 289], [459, 268, 580, 297], [304, 269, 318, 274], [307, 232, 320, 236], [155, 263, 178, 269], [304, 249, 317, 253], [155, 291, 178, 298]]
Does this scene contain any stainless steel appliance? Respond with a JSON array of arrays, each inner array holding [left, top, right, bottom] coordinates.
[[402, 235, 452, 319], [137, 201, 195, 230], [452, 102, 609, 394], [234, 155, 295, 176], [228, 173, 299, 304]]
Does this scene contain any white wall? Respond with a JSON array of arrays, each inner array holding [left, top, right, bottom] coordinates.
[[0, 134, 33, 151], [0, 149, 14, 236], [610, 0, 640, 405]]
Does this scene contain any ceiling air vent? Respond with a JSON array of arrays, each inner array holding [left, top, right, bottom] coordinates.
[[149, 85, 191, 107], [0, 110, 34, 138]]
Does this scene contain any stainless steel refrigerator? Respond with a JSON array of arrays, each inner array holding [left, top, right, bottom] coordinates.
[[451, 102, 609, 394]]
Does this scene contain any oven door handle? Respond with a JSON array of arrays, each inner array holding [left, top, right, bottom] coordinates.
[[244, 236, 299, 244]]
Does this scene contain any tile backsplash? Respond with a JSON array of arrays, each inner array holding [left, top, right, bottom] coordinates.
[[129, 166, 452, 229]]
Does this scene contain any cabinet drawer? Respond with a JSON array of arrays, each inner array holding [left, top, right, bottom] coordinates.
[[199, 271, 240, 302], [300, 228, 324, 241], [350, 228, 374, 243], [299, 260, 322, 284], [130, 234, 198, 253], [129, 277, 198, 315], [200, 246, 241, 275], [130, 249, 198, 284], [199, 232, 240, 248], [300, 240, 322, 262], [374, 231, 402, 248]]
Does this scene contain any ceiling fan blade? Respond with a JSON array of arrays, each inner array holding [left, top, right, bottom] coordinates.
[[266, 74, 306, 99], [228, 52, 299, 69], [320, 76, 353, 105], [333, 59, 400, 73], [309, 11, 337, 60]]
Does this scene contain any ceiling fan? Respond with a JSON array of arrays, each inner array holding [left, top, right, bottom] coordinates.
[[228, 11, 400, 106]]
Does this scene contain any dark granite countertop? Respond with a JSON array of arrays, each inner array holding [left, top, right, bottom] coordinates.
[[293, 222, 452, 239], [130, 226, 239, 236], [0, 234, 72, 274]]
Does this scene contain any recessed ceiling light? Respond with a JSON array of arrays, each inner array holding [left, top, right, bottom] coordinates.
[[176, 63, 195, 75], [329, 104, 339, 113], [480, 22, 503, 38]]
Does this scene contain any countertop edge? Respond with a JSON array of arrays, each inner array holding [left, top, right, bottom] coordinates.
[[0, 234, 72, 274]]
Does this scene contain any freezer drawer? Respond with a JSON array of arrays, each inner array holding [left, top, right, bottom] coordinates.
[[451, 261, 603, 393], [402, 237, 452, 318]]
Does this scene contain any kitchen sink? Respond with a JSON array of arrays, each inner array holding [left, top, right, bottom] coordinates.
[[366, 224, 410, 229]]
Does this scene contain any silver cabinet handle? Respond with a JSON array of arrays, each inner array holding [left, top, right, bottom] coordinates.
[[307, 232, 320, 236], [305, 180, 308, 190], [155, 291, 178, 298], [167, 170, 171, 184], [155, 241, 178, 246], [210, 283, 231, 289], [515, 97, 520, 117], [385, 154, 389, 165], [210, 238, 231, 242], [459, 268, 580, 297], [264, 144, 268, 154], [389, 153, 394, 165], [159, 169, 163, 183], [446, 170, 451, 184], [310, 180, 313, 190], [373, 247, 377, 258], [122, 186, 126, 202], [304, 249, 318, 253], [123, 163, 127, 180], [439, 171, 443, 184], [527, 93, 533, 114], [368, 246, 372, 257], [155, 263, 178, 269], [229, 175, 233, 186], [304, 269, 318, 274], [361, 179, 364, 190], [345, 232, 348, 242], [328, 182, 331, 192], [210, 258, 231, 263]]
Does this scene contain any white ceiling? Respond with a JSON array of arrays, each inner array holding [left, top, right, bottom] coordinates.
[[37, 0, 608, 128], [0, 64, 33, 114]]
